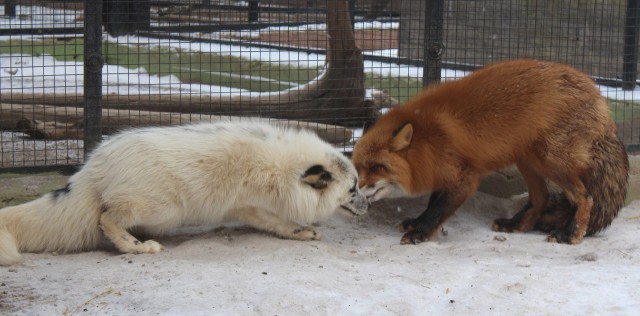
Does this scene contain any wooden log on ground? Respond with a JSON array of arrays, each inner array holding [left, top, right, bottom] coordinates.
[[0, 103, 354, 145]]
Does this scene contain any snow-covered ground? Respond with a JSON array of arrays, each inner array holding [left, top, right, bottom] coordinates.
[[2, 193, 639, 315]]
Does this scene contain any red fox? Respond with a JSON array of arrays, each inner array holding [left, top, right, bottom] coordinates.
[[353, 59, 629, 245]]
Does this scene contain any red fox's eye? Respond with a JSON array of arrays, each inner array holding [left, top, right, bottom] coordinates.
[[369, 164, 383, 173]]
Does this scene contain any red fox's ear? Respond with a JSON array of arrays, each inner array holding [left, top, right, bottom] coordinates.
[[391, 122, 413, 151]]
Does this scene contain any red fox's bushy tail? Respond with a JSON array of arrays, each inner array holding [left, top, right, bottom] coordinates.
[[536, 132, 629, 235], [0, 187, 103, 266]]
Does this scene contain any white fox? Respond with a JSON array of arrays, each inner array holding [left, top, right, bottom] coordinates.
[[0, 120, 368, 265]]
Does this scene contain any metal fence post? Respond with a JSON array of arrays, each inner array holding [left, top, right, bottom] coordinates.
[[4, 0, 16, 17], [422, 0, 445, 87], [84, 0, 104, 156], [348, 0, 356, 30], [623, 0, 640, 90], [248, 0, 260, 23]]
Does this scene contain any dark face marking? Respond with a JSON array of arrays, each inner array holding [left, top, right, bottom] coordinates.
[[302, 165, 333, 189], [52, 182, 72, 199], [349, 178, 357, 193], [303, 165, 327, 177]]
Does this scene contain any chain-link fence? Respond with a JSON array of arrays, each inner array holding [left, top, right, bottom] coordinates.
[[1, 0, 639, 171]]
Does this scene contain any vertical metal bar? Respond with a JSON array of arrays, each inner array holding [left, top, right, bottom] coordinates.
[[348, 0, 356, 30], [623, 0, 639, 90], [422, 0, 445, 87], [132, 0, 151, 32], [5, 0, 16, 17], [84, 0, 104, 156], [248, 0, 260, 23]]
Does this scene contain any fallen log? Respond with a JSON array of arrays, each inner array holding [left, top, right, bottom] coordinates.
[[1, 103, 354, 145], [0, 0, 379, 127]]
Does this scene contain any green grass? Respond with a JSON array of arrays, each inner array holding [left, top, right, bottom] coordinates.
[[0, 38, 424, 101], [102, 42, 322, 92], [8, 38, 634, 112], [0, 37, 84, 60], [0, 38, 322, 92], [0, 38, 421, 102], [609, 99, 640, 124]]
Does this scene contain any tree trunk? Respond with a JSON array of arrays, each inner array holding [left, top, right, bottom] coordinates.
[[398, 0, 424, 60], [0, 103, 353, 145]]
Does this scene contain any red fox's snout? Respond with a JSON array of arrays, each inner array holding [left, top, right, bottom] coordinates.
[[358, 177, 408, 203]]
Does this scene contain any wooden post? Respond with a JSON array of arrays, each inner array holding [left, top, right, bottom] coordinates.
[[5, 0, 16, 17], [422, 0, 444, 87], [248, 0, 260, 23]]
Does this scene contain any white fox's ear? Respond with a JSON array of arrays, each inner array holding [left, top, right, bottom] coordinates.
[[391, 122, 413, 151], [302, 165, 333, 189]]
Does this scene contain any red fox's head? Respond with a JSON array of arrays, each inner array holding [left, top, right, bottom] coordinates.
[[352, 121, 415, 202]]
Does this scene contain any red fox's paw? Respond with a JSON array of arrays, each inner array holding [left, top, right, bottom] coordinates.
[[399, 218, 442, 244], [399, 218, 431, 244], [399, 218, 417, 233], [492, 218, 519, 232], [400, 230, 430, 245], [546, 230, 584, 245]]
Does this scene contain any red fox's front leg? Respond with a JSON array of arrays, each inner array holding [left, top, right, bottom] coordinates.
[[400, 176, 478, 244]]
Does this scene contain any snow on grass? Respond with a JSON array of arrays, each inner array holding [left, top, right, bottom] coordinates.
[[3, 34, 638, 103], [0, 5, 81, 29]]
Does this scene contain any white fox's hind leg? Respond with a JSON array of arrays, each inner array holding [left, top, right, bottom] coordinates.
[[99, 212, 163, 254], [231, 207, 321, 241], [0, 228, 21, 266]]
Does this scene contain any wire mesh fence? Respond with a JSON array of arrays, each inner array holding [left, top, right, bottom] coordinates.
[[0, 0, 639, 171]]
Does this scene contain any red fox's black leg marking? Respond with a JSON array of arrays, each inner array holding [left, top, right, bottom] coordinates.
[[547, 195, 592, 244], [400, 191, 450, 244], [400, 192, 447, 237], [494, 162, 549, 233], [493, 200, 532, 232], [546, 217, 578, 243], [401, 173, 478, 244]]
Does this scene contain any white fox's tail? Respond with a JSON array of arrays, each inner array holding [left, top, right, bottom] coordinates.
[[0, 185, 103, 266]]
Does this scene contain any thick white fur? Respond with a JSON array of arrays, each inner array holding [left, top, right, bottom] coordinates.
[[0, 120, 367, 265]]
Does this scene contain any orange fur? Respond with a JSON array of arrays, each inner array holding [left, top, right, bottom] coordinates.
[[353, 59, 629, 245]]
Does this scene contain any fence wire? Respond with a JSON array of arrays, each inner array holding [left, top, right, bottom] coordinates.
[[0, 0, 638, 170]]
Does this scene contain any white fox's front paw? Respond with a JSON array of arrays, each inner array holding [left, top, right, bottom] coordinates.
[[132, 240, 164, 254], [291, 226, 321, 241]]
